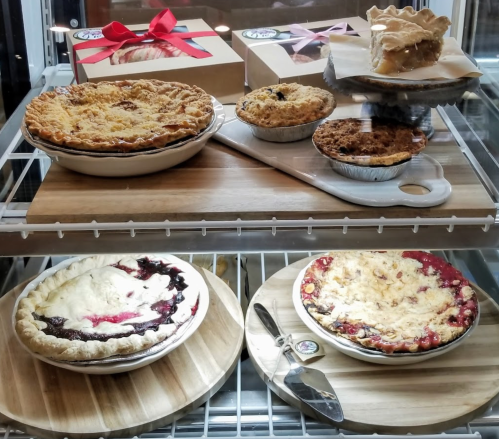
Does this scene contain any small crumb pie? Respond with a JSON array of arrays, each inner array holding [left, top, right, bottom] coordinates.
[[236, 83, 336, 128], [300, 251, 478, 354], [366, 6, 451, 74], [15, 255, 203, 361], [312, 118, 427, 166], [25, 80, 214, 152]]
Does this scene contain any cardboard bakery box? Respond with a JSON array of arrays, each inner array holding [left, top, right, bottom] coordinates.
[[232, 17, 369, 90], [67, 19, 244, 104]]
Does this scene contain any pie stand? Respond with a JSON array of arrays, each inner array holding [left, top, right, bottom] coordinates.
[[245, 255, 499, 434], [323, 54, 481, 139], [0, 267, 244, 439]]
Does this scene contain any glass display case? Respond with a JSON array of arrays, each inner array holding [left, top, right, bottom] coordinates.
[[1, 1, 499, 438]]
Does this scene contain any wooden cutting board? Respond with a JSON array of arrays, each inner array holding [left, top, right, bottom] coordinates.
[[246, 255, 499, 434], [26, 103, 495, 224], [0, 268, 244, 439]]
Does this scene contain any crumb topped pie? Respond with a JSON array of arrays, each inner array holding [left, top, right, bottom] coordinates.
[[236, 83, 336, 128], [24, 80, 214, 152], [300, 251, 478, 354], [15, 255, 204, 361], [366, 6, 451, 74], [313, 118, 427, 166]]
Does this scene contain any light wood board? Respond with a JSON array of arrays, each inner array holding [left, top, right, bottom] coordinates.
[[0, 268, 244, 439], [246, 255, 499, 434], [26, 102, 495, 224]]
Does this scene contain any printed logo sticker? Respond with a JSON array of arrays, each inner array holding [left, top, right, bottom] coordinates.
[[73, 29, 103, 40], [242, 28, 280, 39], [295, 340, 319, 355]]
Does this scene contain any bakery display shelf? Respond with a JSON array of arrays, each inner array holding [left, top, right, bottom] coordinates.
[[1, 249, 499, 439], [0, 68, 499, 255]]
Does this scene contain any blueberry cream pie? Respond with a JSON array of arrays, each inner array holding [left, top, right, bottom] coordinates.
[[300, 251, 478, 354], [25, 80, 214, 152], [366, 6, 451, 74], [313, 118, 427, 166], [15, 255, 204, 361], [236, 83, 336, 128]]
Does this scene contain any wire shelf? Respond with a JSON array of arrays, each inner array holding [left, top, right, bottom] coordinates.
[[1, 250, 498, 439]]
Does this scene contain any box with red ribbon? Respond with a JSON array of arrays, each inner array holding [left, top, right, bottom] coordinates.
[[232, 17, 369, 91], [67, 9, 244, 104]]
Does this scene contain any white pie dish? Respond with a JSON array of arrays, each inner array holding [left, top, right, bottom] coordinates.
[[292, 260, 480, 365], [21, 97, 225, 178], [12, 255, 210, 374]]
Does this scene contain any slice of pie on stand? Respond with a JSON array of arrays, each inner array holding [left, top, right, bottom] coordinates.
[[366, 6, 451, 74]]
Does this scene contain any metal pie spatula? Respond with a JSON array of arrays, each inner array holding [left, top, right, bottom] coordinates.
[[254, 303, 344, 423]]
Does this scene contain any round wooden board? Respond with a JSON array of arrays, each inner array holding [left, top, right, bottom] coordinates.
[[246, 255, 499, 435], [0, 267, 244, 439]]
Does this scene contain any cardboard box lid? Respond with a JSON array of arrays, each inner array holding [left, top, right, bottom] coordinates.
[[67, 19, 243, 81], [243, 17, 368, 81]]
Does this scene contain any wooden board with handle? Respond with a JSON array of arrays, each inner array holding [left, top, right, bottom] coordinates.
[[26, 103, 495, 224], [0, 268, 244, 439], [245, 255, 499, 434]]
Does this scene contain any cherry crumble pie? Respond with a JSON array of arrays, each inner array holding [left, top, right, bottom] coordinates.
[[300, 251, 478, 354]]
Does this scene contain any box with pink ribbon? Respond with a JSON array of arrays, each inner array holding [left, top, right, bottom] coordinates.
[[232, 17, 369, 90], [67, 9, 244, 104]]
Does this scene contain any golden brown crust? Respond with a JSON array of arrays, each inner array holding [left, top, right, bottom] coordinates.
[[25, 80, 214, 152], [15, 254, 203, 361], [313, 118, 427, 166], [366, 6, 451, 74], [301, 251, 478, 354], [236, 83, 336, 128]]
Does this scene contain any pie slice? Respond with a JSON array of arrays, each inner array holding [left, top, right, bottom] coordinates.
[[366, 6, 451, 74], [15, 255, 204, 361], [300, 251, 478, 354]]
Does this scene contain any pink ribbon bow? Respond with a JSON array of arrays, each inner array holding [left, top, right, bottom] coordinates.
[[288, 22, 357, 53]]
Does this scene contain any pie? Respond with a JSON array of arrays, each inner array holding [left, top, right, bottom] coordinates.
[[366, 6, 451, 74], [312, 118, 427, 166], [24, 80, 214, 152], [15, 255, 203, 361], [110, 42, 189, 65], [300, 251, 478, 354], [236, 83, 336, 128]]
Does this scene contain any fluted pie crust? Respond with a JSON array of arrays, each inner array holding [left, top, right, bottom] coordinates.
[[25, 80, 214, 152], [366, 6, 451, 74], [15, 254, 202, 361], [300, 251, 478, 354]]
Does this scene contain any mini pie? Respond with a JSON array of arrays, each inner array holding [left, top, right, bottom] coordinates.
[[15, 255, 203, 361], [236, 83, 336, 128], [366, 6, 451, 74], [313, 118, 427, 166], [25, 80, 214, 152], [300, 251, 478, 354]]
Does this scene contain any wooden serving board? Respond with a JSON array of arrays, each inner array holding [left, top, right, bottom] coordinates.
[[0, 268, 244, 439], [246, 255, 499, 434], [26, 101, 495, 224]]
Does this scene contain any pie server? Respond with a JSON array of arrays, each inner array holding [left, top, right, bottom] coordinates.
[[254, 303, 344, 423]]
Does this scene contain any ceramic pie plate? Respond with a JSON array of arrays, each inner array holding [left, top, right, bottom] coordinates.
[[20, 97, 225, 177], [292, 259, 480, 365], [21, 111, 218, 157], [11, 255, 210, 374]]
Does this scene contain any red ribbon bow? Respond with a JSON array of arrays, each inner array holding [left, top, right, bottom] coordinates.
[[73, 9, 217, 64]]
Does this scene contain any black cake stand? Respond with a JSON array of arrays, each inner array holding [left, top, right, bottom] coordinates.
[[324, 54, 480, 139]]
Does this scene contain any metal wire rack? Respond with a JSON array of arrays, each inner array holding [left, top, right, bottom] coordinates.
[[1, 66, 499, 256], [1, 250, 499, 439]]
